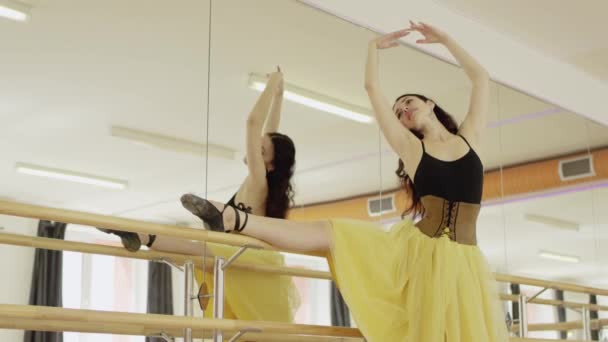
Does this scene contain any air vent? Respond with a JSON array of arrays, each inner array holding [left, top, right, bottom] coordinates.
[[559, 155, 595, 181], [368, 194, 396, 217]]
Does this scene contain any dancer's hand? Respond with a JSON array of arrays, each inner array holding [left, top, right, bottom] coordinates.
[[408, 21, 449, 44], [275, 66, 284, 96], [372, 29, 410, 49], [267, 66, 283, 89]]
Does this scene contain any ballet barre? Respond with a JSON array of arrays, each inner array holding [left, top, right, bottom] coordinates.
[[511, 319, 608, 333], [0, 304, 363, 341], [3, 231, 608, 340], [0, 304, 598, 342], [2, 199, 608, 341]]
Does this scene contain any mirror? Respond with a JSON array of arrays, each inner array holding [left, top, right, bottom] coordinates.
[[0, 0, 211, 340], [204, 0, 383, 326], [496, 86, 608, 339], [1, 0, 606, 339]]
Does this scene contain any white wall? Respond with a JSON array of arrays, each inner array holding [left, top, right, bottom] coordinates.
[[0, 215, 38, 341]]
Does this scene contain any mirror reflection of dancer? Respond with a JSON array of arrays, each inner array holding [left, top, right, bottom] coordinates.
[[185, 22, 509, 341], [99, 68, 300, 322]]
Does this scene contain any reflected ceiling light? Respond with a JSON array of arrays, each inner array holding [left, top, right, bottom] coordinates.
[[248, 73, 374, 124], [524, 213, 580, 232], [16, 163, 128, 190], [110, 126, 237, 160], [538, 250, 580, 264], [0, 0, 30, 22], [487, 107, 562, 128]]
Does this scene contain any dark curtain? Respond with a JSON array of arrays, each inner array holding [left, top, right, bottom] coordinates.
[[555, 290, 567, 339], [24, 220, 67, 342], [510, 283, 521, 323], [145, 261, 174, 342], [330, 281, 351, 327], [590, 294, 599, 340]]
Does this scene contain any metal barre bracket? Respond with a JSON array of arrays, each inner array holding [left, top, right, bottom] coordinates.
[[228, 328, 262, 342], [153, 257, 184, 272], [150, 332, 174, 342], [222, 244, 262, 270], [526, 287, 549, 302]]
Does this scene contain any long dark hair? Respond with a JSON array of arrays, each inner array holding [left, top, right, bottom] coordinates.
[[265, 132, 296, 218], [394, 94, 459, 218]]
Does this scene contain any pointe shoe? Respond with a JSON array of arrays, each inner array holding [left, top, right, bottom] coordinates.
[[180, 194, 248, 233], [96, 228, 156, 252], [180, 193, 210, 222]]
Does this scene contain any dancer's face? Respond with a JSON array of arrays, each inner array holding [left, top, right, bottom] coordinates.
[[393, 96, 435, 130]]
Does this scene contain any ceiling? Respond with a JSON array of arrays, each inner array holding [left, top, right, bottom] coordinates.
[[436, 0, 608, 82], [0, 0, 607, 287]]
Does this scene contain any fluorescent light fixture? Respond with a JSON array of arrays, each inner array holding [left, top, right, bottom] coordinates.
[[524, 213, 580, 232], [111, 126, 237, 160], [0, 0, 30, 22], [16, 163, 128, 190], [538, 250, 580, 264], [248, 73, 374, 124]]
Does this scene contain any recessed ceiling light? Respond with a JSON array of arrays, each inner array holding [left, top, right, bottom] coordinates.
[[110, 126, 237, 160], [524, 213, 580, 231], [248, 73, 373, 124], [538, 250, 580, 264], [16, 163, 128, 190], [0, 0, 30, 22]]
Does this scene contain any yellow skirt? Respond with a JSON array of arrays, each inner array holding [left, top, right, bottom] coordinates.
[[327, 218, 509, 342], [194, 243, 300, 322]]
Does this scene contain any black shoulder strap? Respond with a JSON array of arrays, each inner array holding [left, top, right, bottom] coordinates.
[[458, 134, 472, 149]]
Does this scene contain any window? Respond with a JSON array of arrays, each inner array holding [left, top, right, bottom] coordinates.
[[63, 226, 148, 342], [282, 252, 331, 325]]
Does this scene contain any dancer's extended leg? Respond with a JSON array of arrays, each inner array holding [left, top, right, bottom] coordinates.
[[206, 199, 331, 253]]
